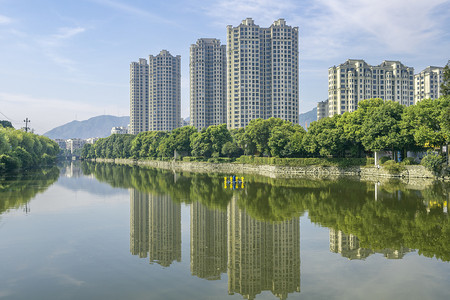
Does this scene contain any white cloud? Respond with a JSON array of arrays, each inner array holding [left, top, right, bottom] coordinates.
[[37, 26, 86, 71], [196, 0, 298, 27], [197, 0, 449, 60], [52, 27, 86, 39], [0, 14, 12, 24]]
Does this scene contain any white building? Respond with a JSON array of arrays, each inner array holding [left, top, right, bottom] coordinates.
[[226, 18, 299, 129], [65, 138, 86, 154], [149, 50, 181, 131], [111, 126, 128, 135], [414, 66, 444, 103], [190, 38, 226, 130], [327, 59, 414, 117], [130, 58, 149, 135], [317, 100, 329, 121]]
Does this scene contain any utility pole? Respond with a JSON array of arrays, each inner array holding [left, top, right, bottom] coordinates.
[[24, 118, 30, 132]]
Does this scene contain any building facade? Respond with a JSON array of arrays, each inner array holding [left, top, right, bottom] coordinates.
[[414, 66, 444, 103], [226, 18, 299, 129], [317, 100, 329, 121], [190, 38, 227, 130], [327, 59, 414, 117], [130, 50, 181, 134], [130, 58, 149, 134], [111, 126, 128, 135], [149, 50, 181, 131]]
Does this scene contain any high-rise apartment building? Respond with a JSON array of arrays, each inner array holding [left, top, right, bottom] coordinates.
[[327, 59, 414, 117], [414, 66, 444, 103], [149, 50, 181, 131], [130, 58, 149, 134], [226, 18, 299, 129], [317, 100, 329, 121], [190, 38, 226, 130], [130, 50, 181, 134]]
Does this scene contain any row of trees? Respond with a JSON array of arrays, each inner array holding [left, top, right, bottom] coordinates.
[[82, 96, 450, 162], [0, 125, 60, 171]]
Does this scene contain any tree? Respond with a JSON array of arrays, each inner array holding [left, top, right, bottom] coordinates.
[[268, 123, 305, 157], [244, 118, 285, 156], [401, 97, 450, 150], [441, 61, 450, 96], [191, 124, 231, 158], [0, 120, 13, 128], [360, 99, 404, 158], [303, 115, 346, 157]]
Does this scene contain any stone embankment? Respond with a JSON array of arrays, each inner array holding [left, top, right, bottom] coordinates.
[[93, 158, 444, 181]]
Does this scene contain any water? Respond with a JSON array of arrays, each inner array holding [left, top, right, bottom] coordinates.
[[0, 162, 449, 300]]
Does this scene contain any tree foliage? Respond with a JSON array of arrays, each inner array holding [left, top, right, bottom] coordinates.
[[82, 97, 450, 163], [0, 127, 59, 171]]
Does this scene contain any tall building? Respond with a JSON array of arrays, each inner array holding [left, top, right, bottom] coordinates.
[[130, 58, 149, 134], [190, 202, 227, 280], [317, 100, 329, 121], [327, 59, 414, 117], [149, 50, 181, 131], [227, 196, 300, 300], [190, 38, 227, 130], [226, 18, 299, 129], [130, 50, 181, 134], [414, 66, 444, 103]]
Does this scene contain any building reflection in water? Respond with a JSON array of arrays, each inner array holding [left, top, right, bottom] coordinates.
[[227, 196, 301, 300], [130, 190, 181, 267], [190, 202, 227, 280], [329, 228, 412, 260], [130, 190, 301, 299]]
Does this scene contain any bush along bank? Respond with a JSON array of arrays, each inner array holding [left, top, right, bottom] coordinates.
[[0, 126, 60, 172]]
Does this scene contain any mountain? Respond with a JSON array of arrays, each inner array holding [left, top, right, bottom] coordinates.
[[44, 115, 130, 139], [299, 107, 317, 129]]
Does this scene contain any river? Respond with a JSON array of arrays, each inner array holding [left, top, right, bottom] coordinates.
[[0, 162, 449, 299]]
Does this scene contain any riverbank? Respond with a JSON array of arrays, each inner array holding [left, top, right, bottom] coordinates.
[[92, 158, 447, 182]]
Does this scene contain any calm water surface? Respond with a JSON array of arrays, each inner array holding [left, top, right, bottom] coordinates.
[[0, 162, 449, 300]]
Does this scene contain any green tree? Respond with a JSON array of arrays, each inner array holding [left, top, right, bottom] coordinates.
[[360, 99, 404, 157], [303, 115, 346, 157], [0, 120, 13, 128], [244, 118, 289, 156], [401, 97, 450, 150], [191, 124, 231, 158], [440, 62, 450, 96]]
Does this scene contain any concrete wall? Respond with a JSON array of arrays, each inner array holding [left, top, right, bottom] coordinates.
[[93, 158, 441, 181]]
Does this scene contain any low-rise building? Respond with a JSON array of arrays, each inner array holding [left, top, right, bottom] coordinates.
[[65, 138, 87, 154], [111, 126, 128, 135]]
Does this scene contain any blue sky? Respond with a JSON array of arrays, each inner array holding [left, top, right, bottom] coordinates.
[[0, 0, 449, 134]]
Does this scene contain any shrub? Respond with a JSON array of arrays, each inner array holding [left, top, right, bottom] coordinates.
[[402, 157, 416, 165], [379, 156, 390, 164], [421, 150, 445, 174], [366, 157, 375, 166], [382, 160, 405, 174]]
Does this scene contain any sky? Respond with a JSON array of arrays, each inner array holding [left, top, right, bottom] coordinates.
[[0, 0, 449, 134]]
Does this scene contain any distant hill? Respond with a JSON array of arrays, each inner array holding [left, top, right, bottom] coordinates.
[[44, 115, 130, 139], [299, 107, 317, 129]]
